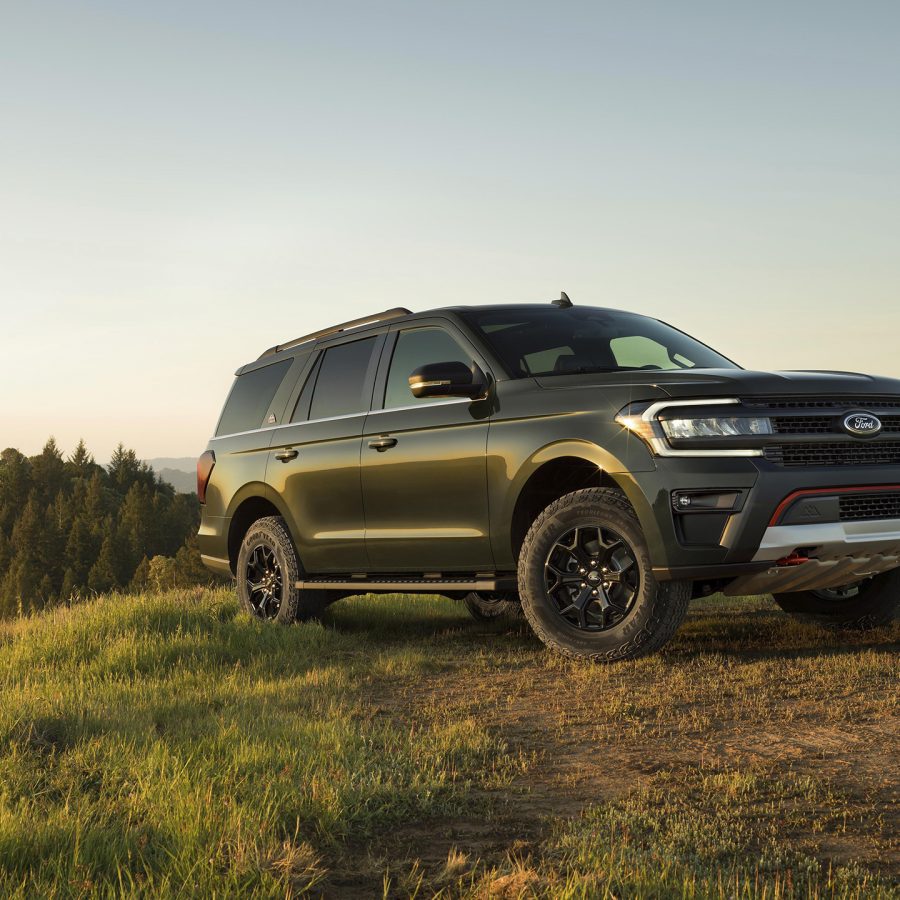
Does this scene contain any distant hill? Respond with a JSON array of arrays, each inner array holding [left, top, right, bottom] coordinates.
[[145, 458, 196, 494]]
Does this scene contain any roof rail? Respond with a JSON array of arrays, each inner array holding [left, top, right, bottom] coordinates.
[[258, 307, 412, 359]]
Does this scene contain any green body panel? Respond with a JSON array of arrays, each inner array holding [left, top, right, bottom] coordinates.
[[198, 429, 276, 569], [266, 414, 369, 572], [361, 398, 493, 570]]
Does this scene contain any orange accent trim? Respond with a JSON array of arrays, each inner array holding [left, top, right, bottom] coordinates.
[[769, 484, 900, 527]]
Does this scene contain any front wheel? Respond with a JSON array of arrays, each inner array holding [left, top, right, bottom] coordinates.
[[773, 570, 900, 630], [236, 516, 334, 624], [518, 488, 690, 661]]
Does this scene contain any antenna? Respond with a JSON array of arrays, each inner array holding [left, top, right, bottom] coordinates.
[[552, 291, 573, 308]]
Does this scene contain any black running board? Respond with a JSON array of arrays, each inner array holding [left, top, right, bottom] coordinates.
[[296, 575, 516, 593]]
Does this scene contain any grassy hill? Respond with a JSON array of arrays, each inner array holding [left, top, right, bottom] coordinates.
[[0, 588, 896, 897]]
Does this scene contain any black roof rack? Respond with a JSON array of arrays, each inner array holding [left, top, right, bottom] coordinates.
[[258, 307, 412, 359]]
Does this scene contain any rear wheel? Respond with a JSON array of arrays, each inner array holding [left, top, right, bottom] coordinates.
[[518, 488, 690, 661], [462, 591, 523, 622], [236, 516, 333, 624], [773, 570, 900, 630]]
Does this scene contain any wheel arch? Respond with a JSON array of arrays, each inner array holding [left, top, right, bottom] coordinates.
[[227, 491, 284, 574], [507, 442, 631, 564]]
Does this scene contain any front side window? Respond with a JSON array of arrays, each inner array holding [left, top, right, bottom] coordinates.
[[384, 327, 473, 409], [216, 359, 293, 436], [308, 337, 378, 420], [461, 307, 738, 377]]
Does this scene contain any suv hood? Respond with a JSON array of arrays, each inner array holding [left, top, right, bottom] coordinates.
[[535, 368, 900, 400]]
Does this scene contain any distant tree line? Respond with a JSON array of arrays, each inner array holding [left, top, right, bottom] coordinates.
[[0, 439, 222, 617]]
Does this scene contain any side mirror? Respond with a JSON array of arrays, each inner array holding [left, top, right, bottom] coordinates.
[[408, 361, 487, 400]]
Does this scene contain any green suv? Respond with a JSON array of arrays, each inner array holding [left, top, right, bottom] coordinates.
[[198, 297, 900, 659]]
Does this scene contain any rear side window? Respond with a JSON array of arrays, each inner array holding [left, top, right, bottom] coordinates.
[[216, 359, 293, 436], [309, 337, 377, 420]]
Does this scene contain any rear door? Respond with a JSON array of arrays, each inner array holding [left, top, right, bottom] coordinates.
[[361, 320, 494, 571], [266, 332, 384, 573]]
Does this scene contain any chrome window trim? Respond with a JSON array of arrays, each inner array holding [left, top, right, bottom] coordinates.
[[369, 398, 471, 415], [211, 398, 474, 439], [210, 424, 280, 440]]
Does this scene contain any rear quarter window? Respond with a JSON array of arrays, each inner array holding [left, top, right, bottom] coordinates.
[[216, 359, 293, 436]]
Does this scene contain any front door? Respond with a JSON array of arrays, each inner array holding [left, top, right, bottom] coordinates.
[[267, 333, 383, 573], [361, 323, 493, 571]]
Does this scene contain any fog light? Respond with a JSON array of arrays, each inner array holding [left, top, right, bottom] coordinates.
[[672, 490, 741, 513]]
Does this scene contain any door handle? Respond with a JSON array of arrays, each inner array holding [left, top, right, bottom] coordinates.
[[368, 437, 398, 452], [275, 449, 299, 462]]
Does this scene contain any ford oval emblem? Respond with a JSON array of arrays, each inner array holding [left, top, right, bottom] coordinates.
[[842, 412, 882, 438]]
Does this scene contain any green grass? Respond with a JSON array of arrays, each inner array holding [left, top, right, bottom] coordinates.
[[0, 588, 896, 897]]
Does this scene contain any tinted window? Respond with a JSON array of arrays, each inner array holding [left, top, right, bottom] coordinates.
[[308, 337, 377, 420], [290, 356, 322, 423], [216, 359, 293, 436], [461, 307, 738, 377], [384, 327, 472, 409]]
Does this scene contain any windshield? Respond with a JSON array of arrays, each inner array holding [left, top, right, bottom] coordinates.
[[460, 307, 739, 378]]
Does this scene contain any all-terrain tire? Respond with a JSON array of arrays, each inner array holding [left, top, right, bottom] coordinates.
[[773, 570, 900, 630], [461, 592, 524, 622], [518, 488, 691, 661], [236, 516, 333, 624]]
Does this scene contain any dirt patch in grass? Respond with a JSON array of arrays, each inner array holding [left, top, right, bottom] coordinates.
[[356, 597, 899, 893]]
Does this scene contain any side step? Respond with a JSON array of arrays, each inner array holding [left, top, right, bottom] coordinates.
[[296, 575, 516, 593]]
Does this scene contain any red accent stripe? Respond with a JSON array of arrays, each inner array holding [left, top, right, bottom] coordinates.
[[769, 484, 900, 527]]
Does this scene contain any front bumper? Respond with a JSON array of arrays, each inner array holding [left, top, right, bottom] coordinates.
[[754, 517, 900, 562], [619, 457, 900, 585]]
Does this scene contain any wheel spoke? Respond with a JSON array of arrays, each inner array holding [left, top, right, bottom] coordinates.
[[244, 541, 284, 620], [543, 522, 639, 633]]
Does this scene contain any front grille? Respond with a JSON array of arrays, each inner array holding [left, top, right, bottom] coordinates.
[[839, 492, 900, 520], [744, 395, 900, 410], [772, 415, 900, 435], [772, 416, 834, 434], [765, 442, 900, 467]]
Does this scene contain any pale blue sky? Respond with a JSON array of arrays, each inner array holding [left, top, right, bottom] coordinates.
[[1, 1, 898, 461]]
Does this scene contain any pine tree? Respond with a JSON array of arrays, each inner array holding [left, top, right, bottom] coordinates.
[[7, 496, 48, 613], [88, 530, 120, 594], [0, 448, 32, 535], [65, 514, 99, 592], [108, 444, 155, 495], [29, 438, 67, 506], [67, 439, 101, 480], [118, 483, 156, 573], [130, 556, 151, 592], [82, 471, 110, 525], [172, 536, 212, 586], [0, 438, 210, 617], [60, 567, 80, 601]]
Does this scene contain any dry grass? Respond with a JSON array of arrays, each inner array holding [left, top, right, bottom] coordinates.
[[0, 588, 896, 897]]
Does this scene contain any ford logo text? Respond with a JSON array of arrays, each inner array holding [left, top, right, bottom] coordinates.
[[842, 412, 882, 438]]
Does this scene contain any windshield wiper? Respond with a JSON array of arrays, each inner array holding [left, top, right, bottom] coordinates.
[[540, 365, 622, 375]]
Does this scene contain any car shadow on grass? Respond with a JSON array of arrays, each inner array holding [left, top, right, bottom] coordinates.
[[322, 592, 899, 666]]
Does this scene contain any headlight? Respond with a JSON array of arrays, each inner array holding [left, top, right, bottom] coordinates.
[[615, 399, 769, 457], [661, 416, 772, 441]]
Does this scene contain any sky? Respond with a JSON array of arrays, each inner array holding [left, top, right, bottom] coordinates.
[[1, 1, 898, 463]]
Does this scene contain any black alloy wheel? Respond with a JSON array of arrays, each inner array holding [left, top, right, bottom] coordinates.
[[236, 516, 334, 624], [544, 525, 639, 631], [518, 487, 691, 661], [245, 543, 284, 619]]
